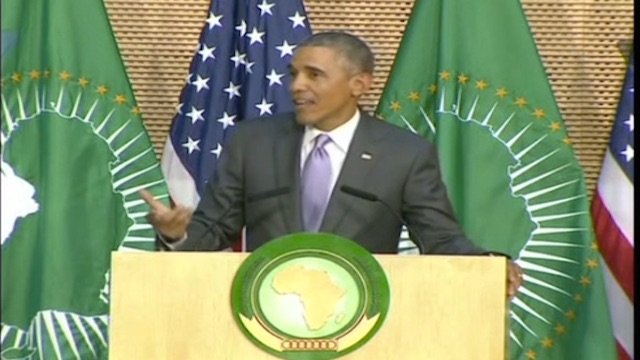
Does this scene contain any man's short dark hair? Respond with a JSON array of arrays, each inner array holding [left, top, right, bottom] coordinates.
[[296, 31, 375, 75]]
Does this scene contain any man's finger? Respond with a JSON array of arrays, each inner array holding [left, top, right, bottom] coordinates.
[[155, 207, 180, 225], [173, 206, 193, 227], [506, 262, 523, 300], [156, 205, 190, 227], [507, 277, 519, 300], [140, 189, 168, 212]]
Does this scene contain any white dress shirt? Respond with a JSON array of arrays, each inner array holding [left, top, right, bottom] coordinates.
[[300, 109, 361, 194]]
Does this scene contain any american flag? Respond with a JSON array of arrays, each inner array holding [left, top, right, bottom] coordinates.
[[592, 51, 634, 360], [161, 0, 312, 249]]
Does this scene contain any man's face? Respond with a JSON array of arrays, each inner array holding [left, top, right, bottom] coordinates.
[[289, 46, 369, 131]]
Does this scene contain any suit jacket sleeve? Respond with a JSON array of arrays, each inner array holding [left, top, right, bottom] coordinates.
[[172, 125, 247, 251], [401, 141, 487, 255]]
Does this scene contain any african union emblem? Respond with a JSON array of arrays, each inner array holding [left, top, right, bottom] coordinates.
[[231, 233, 390, 360]]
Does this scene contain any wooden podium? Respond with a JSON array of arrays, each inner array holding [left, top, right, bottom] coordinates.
[[109, 252, 508, 360]]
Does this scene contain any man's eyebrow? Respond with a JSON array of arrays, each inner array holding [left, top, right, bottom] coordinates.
[[288, 64, 327, 74]]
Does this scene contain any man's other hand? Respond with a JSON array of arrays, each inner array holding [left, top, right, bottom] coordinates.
[[507, 261, 524, 300], [140, 190, 193, 241]]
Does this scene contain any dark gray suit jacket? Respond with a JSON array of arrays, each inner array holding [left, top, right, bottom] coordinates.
[[176, 112, 486, 255]]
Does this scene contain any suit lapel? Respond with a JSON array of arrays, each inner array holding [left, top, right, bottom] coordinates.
[[320, 115, 378, 233], [274, 117, 305, 234]]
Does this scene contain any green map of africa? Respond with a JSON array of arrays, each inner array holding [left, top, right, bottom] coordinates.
[[272, 266, 347, 331]]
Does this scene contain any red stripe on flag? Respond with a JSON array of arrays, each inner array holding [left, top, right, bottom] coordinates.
[[592, 192, 635, 302], [232, 241, 243, 252], [616, 341, 632, 360], [231, 227, 247, 252]]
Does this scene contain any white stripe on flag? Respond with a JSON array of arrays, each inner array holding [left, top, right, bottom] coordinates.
[[597, 151, 634, 245], [601, 260, 635, 356], [161, 138, 200, 208]]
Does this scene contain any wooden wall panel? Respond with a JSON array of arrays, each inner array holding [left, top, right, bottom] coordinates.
[[104, 0, 634, 193]]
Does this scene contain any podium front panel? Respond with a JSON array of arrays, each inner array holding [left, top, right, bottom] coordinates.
[[109, 252, 507, 360]]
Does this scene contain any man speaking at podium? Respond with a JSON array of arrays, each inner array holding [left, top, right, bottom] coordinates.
[[141, 32, 523, 298]]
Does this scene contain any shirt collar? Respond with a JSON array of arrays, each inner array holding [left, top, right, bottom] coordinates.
[[303, 109, 361, 152]]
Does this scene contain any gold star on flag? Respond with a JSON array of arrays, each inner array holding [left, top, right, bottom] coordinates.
[[12, 72, 22, 83], [115, 94, 127, 104], [563, 137, 572, 146], [429, 84, 438, 94], [457, 73, 469, 84], [555, 324, 566, 334], [515, 97, 527, 107], [44, 70, 51, 78], [566, 310, 577, 320], [496, 88, 508, 98], [574, 294, 584, 302], [439, 71, 451, 80], [541, 337, 554, 348], [97, 85, 109, 95], [59, 71, 72, 81], [526, 350, 537, 359], [533, 108, 546, 118], [580, 276, 591, 287], [78, 77, 89, 88], [390, 101, 401, 111], [131, 107, 142, 115], [586, 258, 599, 269], [591, 241, 599, 250], [30, 70, 42, 80], [408, 91, 421, 101], [475, 80, 488, 90], [550, 122, 562, 131]]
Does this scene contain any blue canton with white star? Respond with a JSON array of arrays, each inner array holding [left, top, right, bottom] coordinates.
[[610, 51, 634, 182], [168, 0, 312, 193]]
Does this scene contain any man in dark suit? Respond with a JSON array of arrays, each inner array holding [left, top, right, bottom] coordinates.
[[141, 31, 523, 297]]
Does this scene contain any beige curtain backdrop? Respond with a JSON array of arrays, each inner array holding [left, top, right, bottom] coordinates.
[[104, 0, 634, 194]]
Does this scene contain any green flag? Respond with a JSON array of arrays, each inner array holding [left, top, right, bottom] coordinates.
[[377, 0, 617, 359], [1, 1, 169, 358]]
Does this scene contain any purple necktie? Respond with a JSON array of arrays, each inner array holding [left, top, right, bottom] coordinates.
[[301, 134, 333, 232]]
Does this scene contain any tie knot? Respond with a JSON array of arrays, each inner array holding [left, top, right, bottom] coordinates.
[[314, 134, 332, 150]]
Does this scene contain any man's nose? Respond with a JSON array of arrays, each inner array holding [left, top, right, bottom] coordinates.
[[290, 75, 307, 93]]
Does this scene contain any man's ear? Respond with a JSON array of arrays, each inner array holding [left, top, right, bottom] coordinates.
[[350, 72, 373, 98]]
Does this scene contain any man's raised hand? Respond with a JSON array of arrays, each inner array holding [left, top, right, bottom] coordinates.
[[140, 190, 193, 242]]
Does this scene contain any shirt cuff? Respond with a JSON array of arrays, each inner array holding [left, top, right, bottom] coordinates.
[[158, 233, 187, 250]]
